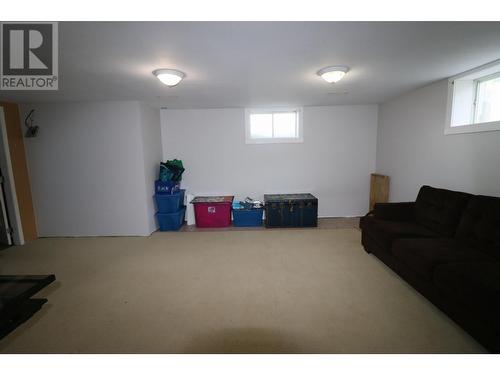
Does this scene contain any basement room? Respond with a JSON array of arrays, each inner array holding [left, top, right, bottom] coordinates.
[[1, 2, 500, 373]]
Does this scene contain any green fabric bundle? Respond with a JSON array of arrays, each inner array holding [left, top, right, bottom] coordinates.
[[159, 159, 185, 182]]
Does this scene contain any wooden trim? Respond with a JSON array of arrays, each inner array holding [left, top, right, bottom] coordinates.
[[0, 102, 37, 242]]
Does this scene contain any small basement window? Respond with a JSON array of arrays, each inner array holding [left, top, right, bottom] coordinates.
[[445, 60, 500, 135], [245, 108, 303, 144]]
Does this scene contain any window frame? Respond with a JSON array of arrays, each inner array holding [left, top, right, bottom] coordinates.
[[445, 59, 500, 135], [245, 107, 303, 144], [472, 71, 500, 125]]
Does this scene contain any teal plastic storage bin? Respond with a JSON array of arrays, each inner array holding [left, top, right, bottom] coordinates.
[[233, 208, 264, 227]]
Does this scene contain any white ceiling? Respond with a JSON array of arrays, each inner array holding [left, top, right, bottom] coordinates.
[[2, 22, 500, 108]]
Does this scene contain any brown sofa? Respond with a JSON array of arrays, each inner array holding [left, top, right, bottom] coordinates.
[[360, 185, 500, 352]]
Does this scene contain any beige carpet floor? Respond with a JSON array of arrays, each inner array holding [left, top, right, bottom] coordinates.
[[0, 228, 486, 353]]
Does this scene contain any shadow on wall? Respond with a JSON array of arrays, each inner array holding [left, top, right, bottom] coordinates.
[[182, 327, 299, 354]]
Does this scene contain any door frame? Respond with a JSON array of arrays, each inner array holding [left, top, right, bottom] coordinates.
[[0, 107, 24, 245], [0, 167, 13, 245]]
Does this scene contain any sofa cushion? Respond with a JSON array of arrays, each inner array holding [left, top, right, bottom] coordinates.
[[391, 238, 492, 281], [373, 202, 416, 222], [433, 261, 500, 317], [455, 195, 500, 260], [361, 216, 437, 252], [415, 185, 472, 237]]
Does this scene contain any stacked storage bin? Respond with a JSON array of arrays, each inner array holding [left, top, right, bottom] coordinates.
[[155, 181, 186, 231]]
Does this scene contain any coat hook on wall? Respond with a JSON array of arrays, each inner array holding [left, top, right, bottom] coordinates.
[[24, 109, 39, 138]]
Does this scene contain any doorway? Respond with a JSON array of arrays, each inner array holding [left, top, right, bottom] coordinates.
[[0, 106, 24, 245], [0, 167, 12, 249]]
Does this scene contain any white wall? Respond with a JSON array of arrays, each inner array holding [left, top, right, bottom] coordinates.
[[139, 103, 162, 233], [19, 78, 500, 236], [376, 79, 500, 202], [23, 101, 161, 237], [161, 106, 378, 217]]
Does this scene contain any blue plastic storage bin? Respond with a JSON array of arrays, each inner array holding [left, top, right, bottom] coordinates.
[[155, 180, 181, 195], [232, 208, 264, 227], [155, 190, 185, 213], [156, 207, 186, 231]]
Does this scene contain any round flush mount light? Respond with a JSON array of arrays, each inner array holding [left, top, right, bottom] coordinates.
[[153, 69, 185, 87], [317, 66, 349, 83]]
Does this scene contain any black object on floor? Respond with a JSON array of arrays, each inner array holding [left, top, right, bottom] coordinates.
[[264, 193, 318, 228], [0, 274, 55, 339]]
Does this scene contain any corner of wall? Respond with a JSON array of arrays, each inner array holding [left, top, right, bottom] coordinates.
[[138, 103, 162, 235], [374, 103, 381, 173]]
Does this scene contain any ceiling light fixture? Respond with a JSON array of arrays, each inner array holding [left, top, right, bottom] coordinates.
[[317, 66, 349, 83], [153, 69, 185, 87]]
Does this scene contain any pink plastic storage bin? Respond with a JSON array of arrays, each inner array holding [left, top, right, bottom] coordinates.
[[190, 196, 234, 228]]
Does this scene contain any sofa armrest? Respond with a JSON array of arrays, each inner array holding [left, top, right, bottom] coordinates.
[[373, 202, 416, 222]]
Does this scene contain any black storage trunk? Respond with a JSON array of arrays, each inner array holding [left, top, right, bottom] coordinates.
[[264, 193, 318, 228]]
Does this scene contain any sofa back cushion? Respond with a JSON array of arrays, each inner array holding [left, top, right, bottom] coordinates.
[[455, 195, 500, 258], [415, 185, 471, 236]]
